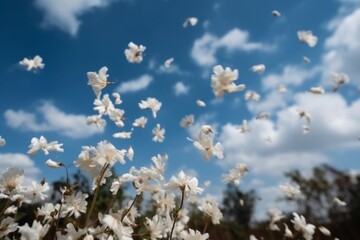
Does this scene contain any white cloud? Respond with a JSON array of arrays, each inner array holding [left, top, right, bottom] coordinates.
[[191, 28, 275, 67], [321, 7, 360, 85], [34, 0, 115, 36], [116, 74, 153, 93], [173, 81, 189, 96], [0, 153, 41, 182], [4, 101, 103, 138]]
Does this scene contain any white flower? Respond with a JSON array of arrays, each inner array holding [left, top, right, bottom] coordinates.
[[112, 92, 122, 104], [127, 146, 134, 161], [187, 125, 224, 160], [45, 159, 62, 168], [18, 220, 49, 240], [101, 213, 133, 240], [93, 93, 115, 116], [244, 90, 260, 101], [62, 191, 88, 218], [19, 55, 45, 71], [109, 108, 126, 127], [139, 97, 162, 118], [0, 217, 18, 237], [297, 30, 318, 47], [298, 110, 312, 125], [164, 58, 174, 68], [181, 229, 209, 240], [238, 120, 251, 133], [56, 223, 87, 240], [37, 203, 59, 223], [318, 226, 331, 236], [291, 212, 315, 240], [332, 72, 349, 92], [152, 124, 165, 142], [277, 84, 287, 93], [198, 196, 223, 224], [151, 154, 168, 180], [124, 42, 146, 63], [249, 235, 258, 240], [333, 197, 346, 206], [308, 86, 325, 94], [183, 17, 198, 27], [284, 223, 293, 238], [133, 116, 148, 128], [250, 64, 266, 73], [211, 65, 245, 98], [279, 183, 302, 198], [303, 56, 311, 64], [87, 66, 113, 99], [145, 215, 167, 239], [27, 136, 64, 156], [196, 99, 206, 107], [86, 115, 107, 130], [180, 114, 195, 128], [0, 136, 6, 147], [110, 173, 137, 195], [255, 112, 269, 120], [272, 10, 281, 17], [0, 168, 24, 197], [94, 140, 127, 166], [164, 171, 204, 196], [24, 181, 49, 202], [222, 163, 248, 186], [268, 208, 284, 231], [113, 131, 132, 139]]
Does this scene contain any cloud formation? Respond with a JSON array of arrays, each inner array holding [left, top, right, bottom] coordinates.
[[173, 81, 190, 96], [4, 102, 103, 138], [34, 0, 115, 36], [191, 28, 275, 67], [116, 74, 153, 93]]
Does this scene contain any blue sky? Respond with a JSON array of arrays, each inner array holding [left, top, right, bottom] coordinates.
[[1, 0, 360, 219]]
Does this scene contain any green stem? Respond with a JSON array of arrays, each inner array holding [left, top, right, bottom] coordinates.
[[202, 217, 210, 234], [168, 188, 185, 240], [0, 198, 12, 217], [85, 163, 110, 226]]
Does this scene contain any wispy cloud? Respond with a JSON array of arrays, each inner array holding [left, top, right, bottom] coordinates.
[[116, 74, 153, 93], [191, 28, 276, 67], [34, 0, 117, 36], [4, 101, 103, 138], [173, 81, 190, 96]]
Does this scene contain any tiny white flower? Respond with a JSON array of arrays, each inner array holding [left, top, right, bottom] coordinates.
[[0, 217, 18, 237], [132, 116, 148, 128], [45, 159, 62, 168], [27, 136, 64, 156], [244, 90, 260, 102], [268, 208, 284, 231], [291, 212, 315, 240], [332, 72, 349, 92], [298, 30, 318, 47], [152, 124, 165, 142], [19, 55, 45, 71], [250, 64, 266, 73], [109, 108, 126, 127], [198, 196, 223, 224], [139, 97, 162, 118], [124, 42, 146, 63], [164, 171, 204, 196], [101, 213, 133, 240], [183, 17, 198, 27], [62, 191, 88, 218], [0, 136, 6, 147], [272, 10, 281, 17], [256, 112, 269, 120], [164, 57, 174, 68], [113, 131, 132, 139], [127, 146, 134, 161], [180, 114, 195, 128], [284, 223, 293, 238], [308, 86, 325, 94], [86, 115, 107, 130], [93, 93, 115, 116], [87, 66, 114, 99], [223, 163, 248, 186], [211, 65, 245, 98], [112, 92, 122, 104], [18, 220, 49, 240], [318, 226, 331, 236], [196, 99, 206, 107], [25, 181, 49, 202]]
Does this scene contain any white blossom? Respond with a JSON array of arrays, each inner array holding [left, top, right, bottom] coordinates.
[[124, 42, 146, 63], [279, 183, 302, 198], [19, 55, 45, 71], [62, 191, 88, 218], [164, 171, 204, 196], [93, 94, 115, 116], [272, 10, 281, 17], [291, 212, 315, 240], [333, 197, 346, 206], [139, 97, 162, 118], [183, 17, 198, 28], [133, 116, 148, 128], [250, 64, 265, 73], [101, 213, 133, 240], [297, 30, 318, 47], [113, 131, 132, 139], [245, 90, 260, 102], [198, 196, 223, 224], [222, 163, 248, 186], [268, 208, 284, 231], [318, 226, 331, 236], [45, 159, 62, 168], [196, 99, 206, 107], [180, 114, 195, 128], [27, 136, 64, 156], [152, 124, 165, 142], [211, 65, 245, 98], [86, 115, 106, 130], [112, 92, 122, 104], [18, 220, 49, 240], [164, 58, 174, 68], [87, 66, 113, 99]]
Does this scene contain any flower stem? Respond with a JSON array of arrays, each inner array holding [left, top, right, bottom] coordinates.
[[0, 198, 12, 217], [85, 163, 110, 226], [121, 194, 140, 222], [169, 188, 185, 240]]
